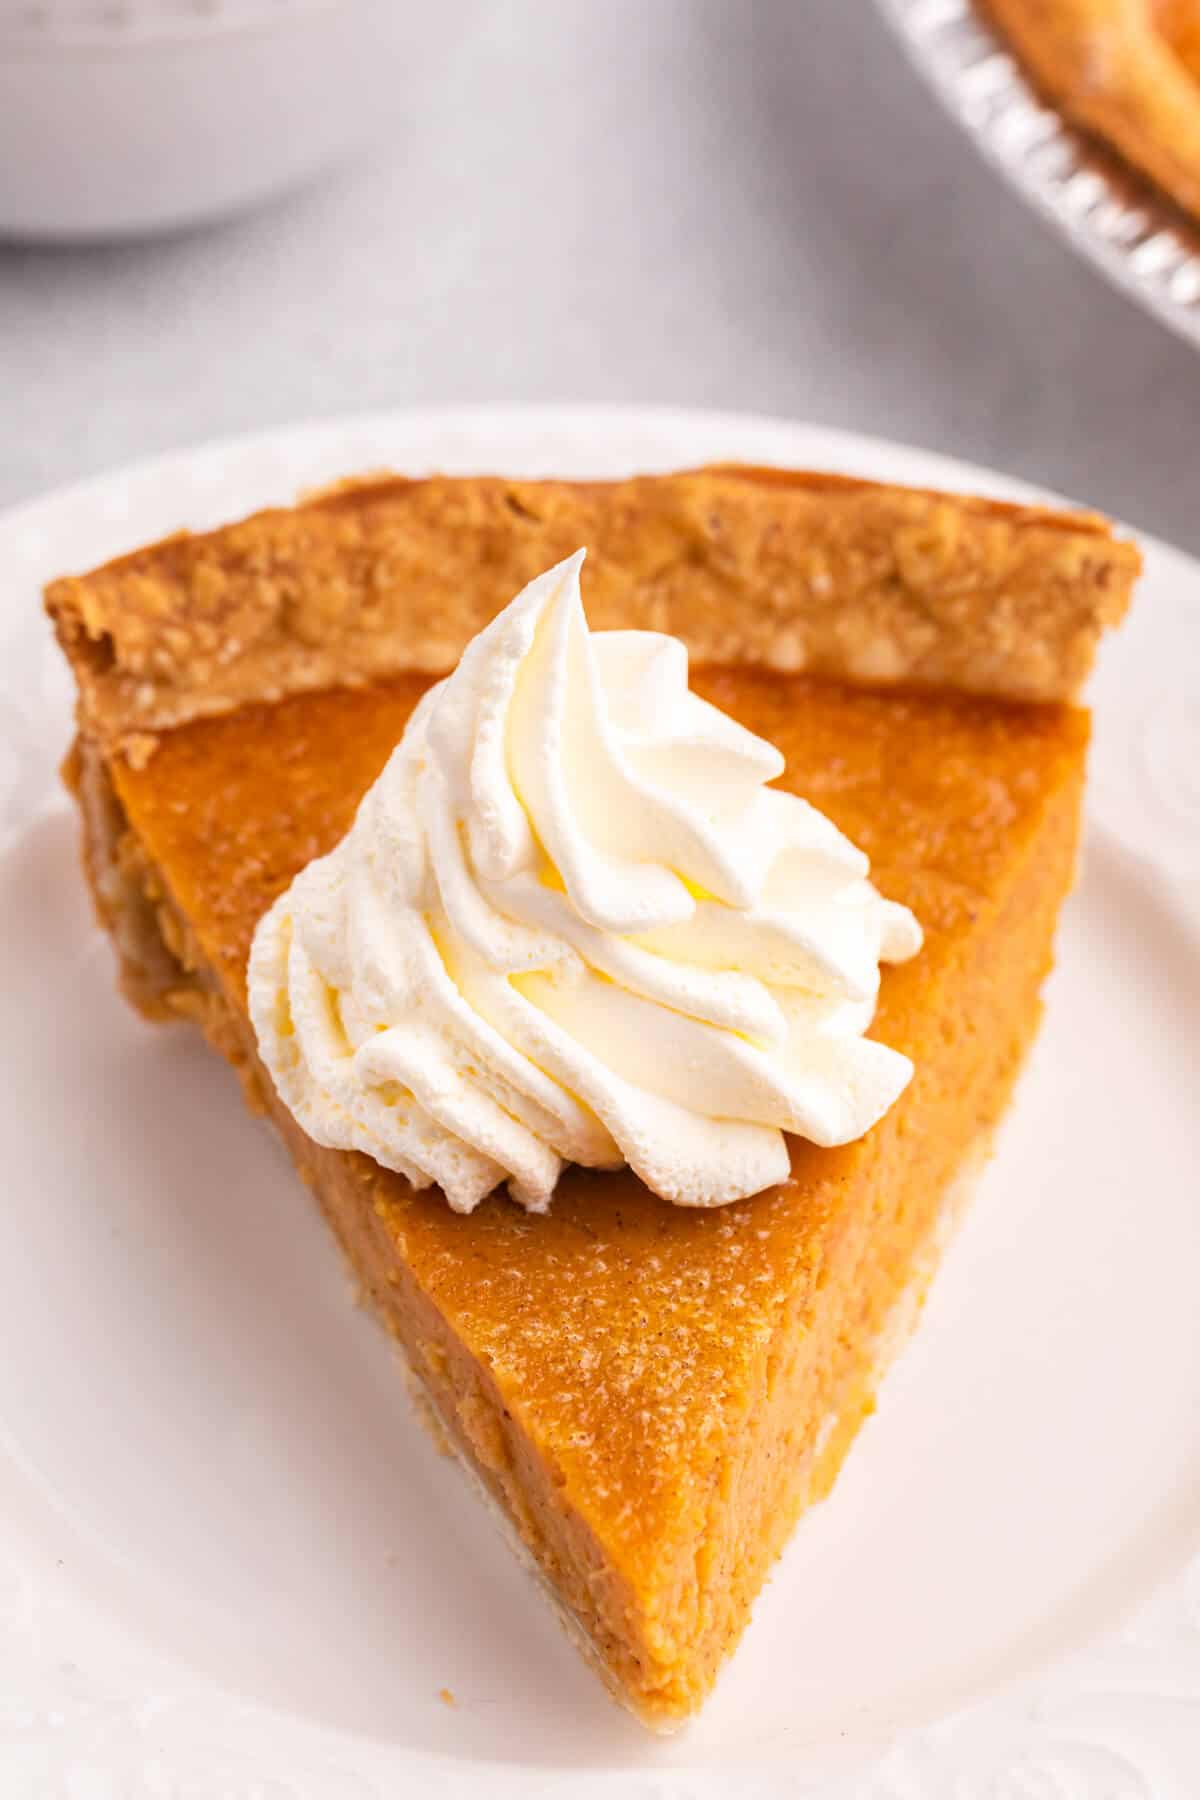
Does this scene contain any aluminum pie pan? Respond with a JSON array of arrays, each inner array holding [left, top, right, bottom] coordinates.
[[877, 0, 1200, 350]]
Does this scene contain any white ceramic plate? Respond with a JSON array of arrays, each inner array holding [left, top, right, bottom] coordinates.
[[878, 0, 1200, 353], [1, 407, 1198, 1799]]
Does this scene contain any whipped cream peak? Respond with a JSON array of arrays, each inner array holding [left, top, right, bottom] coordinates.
[[249, 551, 922, 1214]]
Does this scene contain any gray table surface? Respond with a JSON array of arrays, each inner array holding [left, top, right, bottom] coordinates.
[[2, 2, 1198, 551]]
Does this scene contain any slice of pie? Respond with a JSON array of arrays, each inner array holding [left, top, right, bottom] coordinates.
[[47, 465, 1139, 1728], [984, 0, 1200, 223]]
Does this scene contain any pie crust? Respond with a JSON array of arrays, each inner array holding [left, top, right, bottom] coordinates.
[[985, 0, 1200, 221], [46, 465, 1138, 760]]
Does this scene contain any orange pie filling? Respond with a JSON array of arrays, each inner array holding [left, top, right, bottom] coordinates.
[[69, 668, 1089, 1723]]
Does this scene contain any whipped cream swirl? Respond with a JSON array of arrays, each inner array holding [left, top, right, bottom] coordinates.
[[248, 551, 922, 1212]]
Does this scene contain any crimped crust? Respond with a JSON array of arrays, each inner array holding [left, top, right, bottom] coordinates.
[[45, 464, 1139, 755], [984, 0, 1200, 220]]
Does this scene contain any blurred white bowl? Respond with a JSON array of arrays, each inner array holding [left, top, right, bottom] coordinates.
[[0, 1, 446, 240]]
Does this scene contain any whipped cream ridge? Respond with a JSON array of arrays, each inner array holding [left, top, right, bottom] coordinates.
[[248, 551, 922, 1213]]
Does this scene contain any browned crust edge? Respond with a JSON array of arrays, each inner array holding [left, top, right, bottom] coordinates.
[[45, 465, 1140, 756], [983, 0, 1200, 220]]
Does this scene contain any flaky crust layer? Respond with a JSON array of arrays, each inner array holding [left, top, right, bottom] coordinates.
[[45, 464, 1139, 754], [985, 0, 1200, 220]]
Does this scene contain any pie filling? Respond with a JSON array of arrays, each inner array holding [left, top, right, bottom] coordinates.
[[67, 666, 1089, 1726]]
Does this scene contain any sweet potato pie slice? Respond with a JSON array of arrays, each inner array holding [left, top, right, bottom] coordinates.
[[46, 466, 1139, 1727]]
